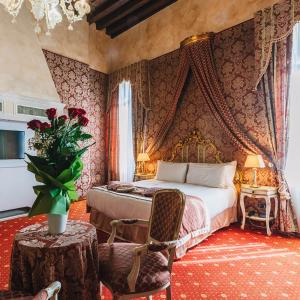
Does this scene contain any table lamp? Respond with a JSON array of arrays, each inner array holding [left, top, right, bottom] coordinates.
[[137, 152, 150, 174], [244, 154, 265, 188]]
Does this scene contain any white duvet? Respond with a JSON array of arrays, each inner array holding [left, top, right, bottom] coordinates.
[[87, 180, 237, 229]]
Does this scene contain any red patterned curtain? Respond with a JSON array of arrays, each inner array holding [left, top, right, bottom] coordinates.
[[255, 0, 299, 232], [254, 0, 300, 89], [106, 89, 119, 181], [106, 60, 150, 180]]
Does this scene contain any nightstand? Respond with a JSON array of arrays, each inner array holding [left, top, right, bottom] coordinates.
[[240, 184, 278, 236], [134, 173, 155, 181]]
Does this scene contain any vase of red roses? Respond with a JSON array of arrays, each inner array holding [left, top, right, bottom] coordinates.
[[26, 107, 93, 234]]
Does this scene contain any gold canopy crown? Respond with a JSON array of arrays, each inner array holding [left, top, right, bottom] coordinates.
[[180, 33, 214, 48]]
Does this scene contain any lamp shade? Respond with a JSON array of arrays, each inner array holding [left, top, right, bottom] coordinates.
[[244, 154, 265, 168], [137, 153, 150, 162]]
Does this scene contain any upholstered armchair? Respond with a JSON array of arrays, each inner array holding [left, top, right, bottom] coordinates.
[[0, 281, 61, 300], [98, 189, 186, 300]]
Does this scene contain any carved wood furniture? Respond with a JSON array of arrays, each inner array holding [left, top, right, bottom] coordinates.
[[165, 129, 241, 184], [240, 184, 278, 236], [0, 281, 61, 300], [165, 129, 223, 163], [98, 189, 186, 300]]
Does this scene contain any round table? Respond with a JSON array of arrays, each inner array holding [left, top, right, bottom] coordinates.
[[10, 220, 99, 300]]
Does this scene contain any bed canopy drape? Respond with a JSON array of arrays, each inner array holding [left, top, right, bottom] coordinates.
[[145, 33, 268, 158]]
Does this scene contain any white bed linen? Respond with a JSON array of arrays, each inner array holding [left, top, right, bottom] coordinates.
[[87, 179, 237, 227]]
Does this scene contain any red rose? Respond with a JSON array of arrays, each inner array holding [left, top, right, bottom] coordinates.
[[40, 122, 51, 132], [59, 115, 68, 121], [77, 108, 86, 116], [68, 107, 79, 119], [58, 115, 68, 125], [46, 108, 57, 120], [78, 116, 89, 126], [27, 119, 42, 130]]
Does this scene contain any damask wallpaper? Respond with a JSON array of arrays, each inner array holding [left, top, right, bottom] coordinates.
[[43, 19, 275, 191], [43, 50, 107, 196], [146, 20, 275, 185]]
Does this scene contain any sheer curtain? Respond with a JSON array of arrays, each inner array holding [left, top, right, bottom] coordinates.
[[286, 23, 300, 226], [118, 80, 135, 182]]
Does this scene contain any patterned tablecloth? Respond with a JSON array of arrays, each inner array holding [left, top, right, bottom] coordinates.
[[10, 220, 99, 300]]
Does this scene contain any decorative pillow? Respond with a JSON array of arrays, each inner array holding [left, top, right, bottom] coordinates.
[[155, 161, 188, 183], [186, 161, 237, 188]]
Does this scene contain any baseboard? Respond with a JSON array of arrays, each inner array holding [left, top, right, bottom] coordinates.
[[0, 207, 30, 220]]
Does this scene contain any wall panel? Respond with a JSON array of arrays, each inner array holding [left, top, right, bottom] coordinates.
[[44, 50, 107, 195]]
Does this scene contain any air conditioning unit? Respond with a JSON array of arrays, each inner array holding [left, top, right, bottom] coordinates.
[[0, 93, 64, 122], [17, 105, 47, 118]]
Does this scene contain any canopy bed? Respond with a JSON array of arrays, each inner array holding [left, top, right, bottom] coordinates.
[[87, 130, 238, 258]]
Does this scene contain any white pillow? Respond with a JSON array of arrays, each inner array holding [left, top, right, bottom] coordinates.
[[186, 161, 237, 188], [186, 164, 226, 188], [194, 161, 237, 186], [155, 160, 188, 183], [222, 161, 237, 186]]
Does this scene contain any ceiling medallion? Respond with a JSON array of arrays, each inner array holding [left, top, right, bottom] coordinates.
[[0, 0, 90, 34]]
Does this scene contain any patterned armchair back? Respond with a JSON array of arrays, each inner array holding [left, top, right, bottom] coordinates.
[[148, 189, 185, 242]]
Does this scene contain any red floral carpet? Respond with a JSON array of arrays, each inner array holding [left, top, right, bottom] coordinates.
[[1, 201, 300, 300]]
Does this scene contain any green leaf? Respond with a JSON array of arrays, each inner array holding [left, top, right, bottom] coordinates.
[[33, 185, 49, 195], [27, 147, 89, 216], [67, 190, 79, 201], [28, 160, 66, 190], [50, 193, 68, 214], [26, 154, 48, 169], [74, 142, 95, 158], [28, 192, 54, 217], [80, 133, 93, 140], [49, 187, 62, 198], [26, 154, 57, 177], [64, 180, 76, 191], [57, 168, 73, 183]]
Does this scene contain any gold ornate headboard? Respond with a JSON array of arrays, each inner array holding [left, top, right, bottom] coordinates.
[[165, 130, 223, 163], [162, 130, 242, 186]]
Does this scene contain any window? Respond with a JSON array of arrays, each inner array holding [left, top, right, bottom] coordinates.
[[286, 23, 300, 225], [118, 80, 135, 182]]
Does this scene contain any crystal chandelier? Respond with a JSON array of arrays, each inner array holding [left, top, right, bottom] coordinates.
[[0, 0, 90, 34]]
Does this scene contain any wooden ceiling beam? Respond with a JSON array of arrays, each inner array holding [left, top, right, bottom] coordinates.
[[95, 0, 151, 30], [88, 0, 131, 24], [106, 0, 177, 38], [89, 0, 109, 10], [89, 0, 114, 14]]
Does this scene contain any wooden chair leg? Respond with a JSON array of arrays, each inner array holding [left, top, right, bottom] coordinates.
[[166, 286, 172, 300]]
